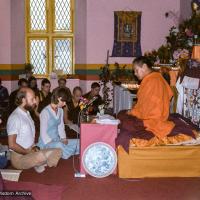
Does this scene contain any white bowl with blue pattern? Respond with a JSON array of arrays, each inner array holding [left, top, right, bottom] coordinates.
[[82, 142, 117, 178]]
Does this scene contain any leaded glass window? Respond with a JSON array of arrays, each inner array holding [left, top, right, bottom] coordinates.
[[30, 39, 48, 75], [54, 0, 72, 31], [26, 0, 74, 76], [54, 38, 72, 74], [30, 0, 47, 31]]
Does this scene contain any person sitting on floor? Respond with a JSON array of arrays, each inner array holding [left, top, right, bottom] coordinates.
[[83, 82, 103, 115], [58, 77, 71, 90], [9, 78, 28, 114], [0, 78, 9, 107], [37, 78, 52, 114], [7, 88, 62, 173], [65, 86, 82, 124], [64, 86, 83, 138], [116, 56, 198, 150], [53, 77, 72, 98], [0, 78, 9, 109], [28, 76, 39, 95], [53, 77, 73, 126], [38, 87, 79, 159], [0, 79, 9, 128]]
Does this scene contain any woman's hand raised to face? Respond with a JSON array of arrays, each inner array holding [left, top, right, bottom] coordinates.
[[61, 138, 68, 145]]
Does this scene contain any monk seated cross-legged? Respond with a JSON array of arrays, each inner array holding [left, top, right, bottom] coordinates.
[[116, 56, 199, 152]]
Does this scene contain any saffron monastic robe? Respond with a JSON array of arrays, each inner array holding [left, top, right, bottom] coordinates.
[[130, 72, 174, 138], [116, 72, 198, 151]]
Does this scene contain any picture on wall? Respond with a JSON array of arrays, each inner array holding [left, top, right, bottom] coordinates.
[[112, 11, 142, 57]]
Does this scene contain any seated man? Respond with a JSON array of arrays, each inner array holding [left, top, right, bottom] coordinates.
[[9, 78, 28, 114], [64, 86, 83, 138], [0, 79, 9, 124], [37, 78, 52, 113], [116, 56, 198, 151], [83, 82, 103, 115], [0, 78, 9, 108], [65, 86, 82, 125], [38, 87, 79, 159], [53, 77, 72, 98], [7, 88, 62, 173], [28, 76, 39, 95]]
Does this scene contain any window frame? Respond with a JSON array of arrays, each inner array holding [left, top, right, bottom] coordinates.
[[25, 0, 75, 78]]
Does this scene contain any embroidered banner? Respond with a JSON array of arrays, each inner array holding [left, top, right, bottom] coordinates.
[[112, 11, 142, 57], [184, 87, 200, 128]]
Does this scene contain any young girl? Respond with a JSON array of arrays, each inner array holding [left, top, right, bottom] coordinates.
[[38, 87, 79, 159]]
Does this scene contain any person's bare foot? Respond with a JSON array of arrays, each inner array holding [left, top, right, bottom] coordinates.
[[44, 149, 62, 167], [34, 164, 47, 173]]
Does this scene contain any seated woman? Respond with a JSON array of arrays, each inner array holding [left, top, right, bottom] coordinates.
[[116, 56, 198, 151], [64, 87, 82, 138], [38, 88, 79, 159]]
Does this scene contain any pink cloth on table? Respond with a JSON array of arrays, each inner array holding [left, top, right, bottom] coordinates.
[[80, 123, 118, 174]]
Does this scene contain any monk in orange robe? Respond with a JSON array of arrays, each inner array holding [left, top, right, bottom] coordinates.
[[130, 60, 174, 138], [116, 56, 198, 150]]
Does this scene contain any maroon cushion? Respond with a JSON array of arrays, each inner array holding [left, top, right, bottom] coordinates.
[[4, 180, 66, 200]]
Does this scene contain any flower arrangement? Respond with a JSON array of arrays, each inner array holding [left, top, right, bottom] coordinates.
[[144, 10, 200, 70], [79, 97, 89, 111], [173, 49, 190, 60]]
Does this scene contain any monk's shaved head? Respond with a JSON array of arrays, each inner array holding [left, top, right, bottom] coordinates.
[[133, 56, 153, 80], [133, 56, 153, 69]]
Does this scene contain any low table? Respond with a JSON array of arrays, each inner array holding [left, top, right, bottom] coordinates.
[[80, 123, 118, 175]]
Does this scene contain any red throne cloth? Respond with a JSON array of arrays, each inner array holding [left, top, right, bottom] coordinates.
[[116, 111, 198, 152]]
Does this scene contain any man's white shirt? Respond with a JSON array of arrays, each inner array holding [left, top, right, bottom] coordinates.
[[7, 107, 35, 149]]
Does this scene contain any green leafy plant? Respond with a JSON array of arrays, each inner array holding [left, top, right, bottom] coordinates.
[[111, 63, 135, 82], [99, 63, 112, 109], [99, 62, 136, 109], [145, 13, 200, 66]]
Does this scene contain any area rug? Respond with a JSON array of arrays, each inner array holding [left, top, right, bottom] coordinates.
[[4, 180, 66, 200]]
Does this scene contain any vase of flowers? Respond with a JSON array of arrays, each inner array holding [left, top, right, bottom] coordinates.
[[173, 48, 190, 71], [79, 97, 90, 122]]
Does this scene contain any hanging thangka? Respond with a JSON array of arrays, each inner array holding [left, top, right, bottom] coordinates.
[[112, 11, 142, 57]]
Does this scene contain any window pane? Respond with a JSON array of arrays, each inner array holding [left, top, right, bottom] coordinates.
[[30, 39, 47, 75], [55, 0, 71, 31], [54, 39, 72, 74], [30, 0, 46, 30]]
